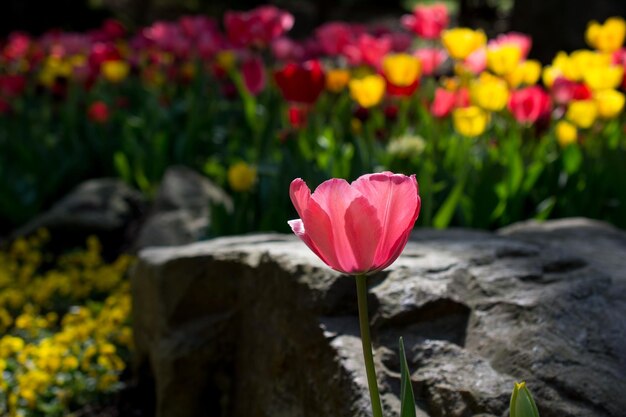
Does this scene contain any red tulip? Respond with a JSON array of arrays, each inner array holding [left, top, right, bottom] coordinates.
[[431, 87, 469, 118], [241, 55, 266, 96], [274, 60, 325, 104], [88, 101, 110, 124], [508, 86, 552, 124], [224, 6, 294, 48], [288, 172, 420, 274], [401, 3, 449, 40], [0, 74, 26, 98], [551, 77, 592, 106], [342, 34, 391, 68]]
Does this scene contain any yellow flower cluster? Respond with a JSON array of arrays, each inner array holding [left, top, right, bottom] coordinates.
[[0, 230, 133, 417]]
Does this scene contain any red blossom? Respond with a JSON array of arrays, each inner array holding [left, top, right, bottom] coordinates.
[[274, 60, 325, 105]]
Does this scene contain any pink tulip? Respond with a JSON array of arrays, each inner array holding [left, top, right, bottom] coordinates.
[[414, 48, 447, 76], [463, 47, 487, 74], [401, 3, 449, 40], [489, 32, 532, 59], [288, 172, 420, 275], [342, 33, 392, 68], [315, 22, 354, 56], [241, 55, 266, 95], [431, 87, 469, 118]]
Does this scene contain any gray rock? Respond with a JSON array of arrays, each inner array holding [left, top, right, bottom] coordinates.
[[131, 219, 626, 417], [133, 166, 233, 250], [12, 178, 144, 254]]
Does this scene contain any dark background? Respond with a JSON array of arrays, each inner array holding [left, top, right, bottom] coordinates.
[[1, 0, 626, 63]]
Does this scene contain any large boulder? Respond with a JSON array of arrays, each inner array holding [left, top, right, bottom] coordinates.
[[131, 218, 626, 417], [12, 178, 145, 256]]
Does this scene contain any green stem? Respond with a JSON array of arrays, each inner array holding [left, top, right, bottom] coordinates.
[[356, 274, 383, 417]]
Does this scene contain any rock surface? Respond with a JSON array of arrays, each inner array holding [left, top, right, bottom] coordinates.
[[133, 166, 233, 250], [131, 218, 626, 417], [12, 178, 145, 256]]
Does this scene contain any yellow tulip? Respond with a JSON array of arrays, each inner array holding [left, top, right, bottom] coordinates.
[[586, 17, 626, 53], [555, 120, 577, 147], [442, 28, 487, 60], [215, 50, 236, 70], [594, 89, 625, 119], [566, 100, 598, 128], [101, 60, 130, 83], [505, 60, 541, 87], [227, 162, 257, 192], [470, 73, 510, 111], [453, 106, 490, 137], [349, 74, 386, 108], [382, 53, 421, 86], [582, 65, 624, 90], [542, 65, 561, 88], [487, 44, 522, 76], [325, 69, 351, 93]]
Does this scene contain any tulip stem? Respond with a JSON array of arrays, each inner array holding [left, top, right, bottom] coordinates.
[[355, 274, 384, 417]]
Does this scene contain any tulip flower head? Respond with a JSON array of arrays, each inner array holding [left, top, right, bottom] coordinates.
[[241, 55, 266, 96], [594, 88, 625, 119], [101, 60, 130, 83], [224, 6, 294, 48], [414, 48, 447, 76], [87, 101, 110, 124], [586, 17, 626, 53], [382, 53, 421, 97], [228, 161, 257, 192], [555, 120, 577, 147], [471, 73, 510, 111], [401, 3, 449, 40], [325, 68, 351, 93], [274, 60, 325, 105], [487, 44, 522, 76], [566, 99, 598, 128], [288, 172, 420, 275], [452, 105, 490, 137], [508, 86, 552, 124], [349, 74, 386, 108], [442, 28, 487, 60]]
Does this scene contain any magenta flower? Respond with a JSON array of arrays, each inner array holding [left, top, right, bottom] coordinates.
[[288, 172, 420, 275], [224, 6, 294, 48], [401, 3, 449, 40], [241, 55, 266, 96], [414, 48, 447, 76]]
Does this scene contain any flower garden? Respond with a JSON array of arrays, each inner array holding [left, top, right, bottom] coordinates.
[[1, 2, 625, 415]]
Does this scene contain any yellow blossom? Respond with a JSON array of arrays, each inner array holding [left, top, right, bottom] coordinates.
[[325, 69, 351, 93], [582, 65, 624, 90], [227, 162, 257, 192], [594, 89, 625, 118], [382, 53, 421, 86], [487, 44, 522, 76], [470, 73, 510, 111], [442, 28, 487, 60], [453, 106, 490, 137], [566, 100, 598, 128], [586, 17, 626, 53], [348, 74, 386, 108], [215, 50, 236, 70], [506, 60, 541, 88]]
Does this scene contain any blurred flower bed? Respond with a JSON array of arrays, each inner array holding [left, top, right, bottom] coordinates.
[[1, 4, 626, 234], [0, 230, 132, 416]]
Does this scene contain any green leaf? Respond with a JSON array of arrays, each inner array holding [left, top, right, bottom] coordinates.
[[562, 145, 582, 175], [433, 178, 465, 229], [399, 337, 417, 417], [510, 381, 540, 417], [113, 152, 132, 184]]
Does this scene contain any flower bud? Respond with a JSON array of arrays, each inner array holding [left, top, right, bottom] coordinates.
[[510, 381, 540, 417]]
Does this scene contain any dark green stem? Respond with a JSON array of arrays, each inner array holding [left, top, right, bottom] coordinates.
[[356, 274, 383, 417]]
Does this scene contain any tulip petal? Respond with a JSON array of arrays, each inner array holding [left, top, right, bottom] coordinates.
[[301, 198, 343, 272], [352, 173, 420, 267], [309, 178, 364, 272], [344, 196, 383, 273], [289, 178, 311, 219], [288, 218, 335, 267]]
